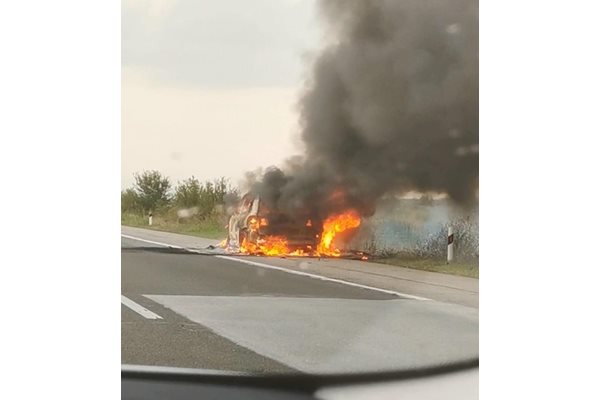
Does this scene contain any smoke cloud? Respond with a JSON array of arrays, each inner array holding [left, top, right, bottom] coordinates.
[[249, 0, 478, 219]]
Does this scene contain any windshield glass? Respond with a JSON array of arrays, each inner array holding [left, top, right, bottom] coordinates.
[[121, 0, 478, 375]]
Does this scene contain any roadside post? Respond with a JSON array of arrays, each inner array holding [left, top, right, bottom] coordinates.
[[447, 226, 454, 263], [149, 212, 153, 226]]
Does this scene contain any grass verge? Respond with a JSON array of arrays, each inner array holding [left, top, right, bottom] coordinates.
[[121, 213, 226, 240], [372, 256, 479, 278]]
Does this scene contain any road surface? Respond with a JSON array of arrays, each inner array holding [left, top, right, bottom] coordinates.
[[122, 226, 478, 374]]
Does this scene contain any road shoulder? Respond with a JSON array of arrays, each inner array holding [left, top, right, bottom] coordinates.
[[121, 226, 478, 308]]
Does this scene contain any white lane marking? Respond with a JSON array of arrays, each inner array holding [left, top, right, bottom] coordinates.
[[215, 255, 429, 300], [121, 233, 429, 301], [121, 295, 163, 320], [121, 234, 184, 249], [121, 364, 250, 376]]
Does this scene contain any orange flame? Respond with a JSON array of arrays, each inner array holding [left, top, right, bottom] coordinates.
[[317, 210, 361, 256], [241, 235, 290, 256], [236, 209, 361, 258]]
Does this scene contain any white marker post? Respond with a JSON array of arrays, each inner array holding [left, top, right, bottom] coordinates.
[[447, 226, 454, 264], [148, 212, 153, 226]]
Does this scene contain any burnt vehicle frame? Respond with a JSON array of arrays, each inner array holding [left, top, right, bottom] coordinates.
[[226, 193, 322, 252]]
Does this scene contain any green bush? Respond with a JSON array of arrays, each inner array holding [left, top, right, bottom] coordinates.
[[121, 188, 141, 214], [133, 170, 172, 213], [122, 172, 236, 239], [173, 176, 234, 217]]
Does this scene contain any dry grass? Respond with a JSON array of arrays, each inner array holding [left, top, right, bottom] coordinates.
[[373, 255, 478, 278]]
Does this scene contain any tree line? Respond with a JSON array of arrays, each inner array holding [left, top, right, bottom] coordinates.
[[121, 170, 238, 218]]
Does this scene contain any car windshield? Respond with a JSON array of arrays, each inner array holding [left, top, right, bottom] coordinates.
[[121, 0, 478, 376]]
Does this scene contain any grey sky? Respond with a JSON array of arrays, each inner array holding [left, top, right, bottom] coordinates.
[[122, 0, 319, 188]]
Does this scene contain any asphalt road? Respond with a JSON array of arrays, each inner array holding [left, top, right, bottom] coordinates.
[[122, 227, 478, 374]]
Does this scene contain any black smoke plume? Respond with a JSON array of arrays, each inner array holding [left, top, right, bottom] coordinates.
[[249, 0, 478, 219]]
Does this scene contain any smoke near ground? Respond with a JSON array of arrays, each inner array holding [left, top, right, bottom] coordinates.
[[248, 0, 478, 219], [349, 197, 479, 260]]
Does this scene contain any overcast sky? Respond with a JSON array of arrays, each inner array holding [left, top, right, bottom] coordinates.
[[122, 0, 319, 188]]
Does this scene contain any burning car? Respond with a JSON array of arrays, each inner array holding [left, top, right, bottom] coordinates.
[[224, 192, 365, 258], [225, 193, 322, 255]]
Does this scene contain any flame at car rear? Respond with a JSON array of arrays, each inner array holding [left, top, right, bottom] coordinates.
[[317, 210, 361, 257]]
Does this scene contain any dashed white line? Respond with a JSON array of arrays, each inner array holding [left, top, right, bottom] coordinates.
[[121, 295, 163, 320], [121, 233, 430, 301]]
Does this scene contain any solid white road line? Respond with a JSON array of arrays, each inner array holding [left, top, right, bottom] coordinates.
[[121, 295, 163, 320], [215, 255, 429, 300], [121, 233, 430, 301], [121, 234, 184, 249]]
